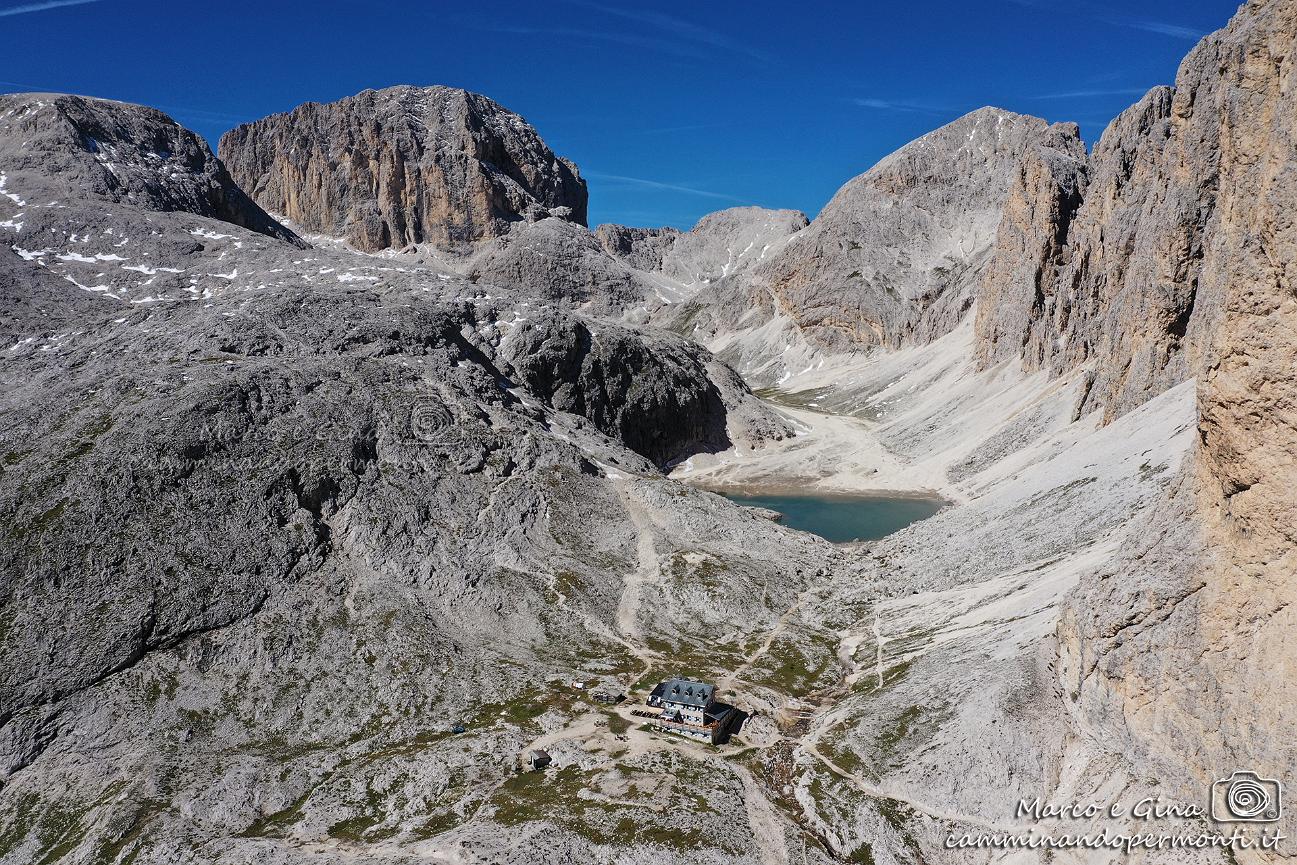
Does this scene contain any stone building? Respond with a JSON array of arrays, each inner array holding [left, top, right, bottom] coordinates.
[[645, 677, 735, 744]]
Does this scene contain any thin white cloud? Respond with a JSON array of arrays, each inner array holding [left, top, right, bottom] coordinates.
[[1111, 18, 1203, 39], [852, 97, 952, 115], [0, 0, 104, 17], [481, 25, 710, 60], [1003, 1, 1205, 41], [559, 0, 771, 62], [1031, 87, 1152, 100], [584, 171, 744, 202]]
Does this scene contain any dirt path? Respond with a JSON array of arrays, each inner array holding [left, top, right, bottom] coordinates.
[[612, 482, 666, 672], [720, 584, 817, 692], [802, 741, 1027, 833], [734, 764, 793, 865], [504, 457, 1022, 861], [523, 711, 610, 754], [542, 567, 644, 676]]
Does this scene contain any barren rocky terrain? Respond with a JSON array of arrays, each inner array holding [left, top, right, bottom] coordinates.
[[0, 1, 1294, 864]]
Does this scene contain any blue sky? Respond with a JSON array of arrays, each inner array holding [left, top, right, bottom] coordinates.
[[1, 0, 1240, 229]]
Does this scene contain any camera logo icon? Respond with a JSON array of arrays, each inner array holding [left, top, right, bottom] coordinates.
[[1210, 771, 1282, 822]]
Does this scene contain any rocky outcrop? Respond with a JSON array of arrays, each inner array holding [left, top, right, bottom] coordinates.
[[1042, 87, 1206, 421], [972, 125, 1088, 369], [218, 85, 587, 253], [497, 314, 736, 466], [465, 217, 655, 312], [597, 206, 809, 288], [0, 93, 300, 244], [465, 207, 809, 316], [593, 223, 680, 272], [0, 132, 822, 862], [2, 0, 1294, 858], [0, 244, 119, 343]]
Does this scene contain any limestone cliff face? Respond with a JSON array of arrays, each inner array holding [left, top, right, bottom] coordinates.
[[973, 83, 1223, 421], [747, 109, 1084, 350], [0, 93, 300, 244], [1048, 88, 1210, 420], [971, 125, 1088, 370], [218, 86, 587, 253], [1055, 0, 1297, 827]]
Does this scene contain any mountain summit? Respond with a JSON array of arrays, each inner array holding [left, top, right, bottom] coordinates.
[[0, 92, 300, 245], [219, 85, 588, 253]]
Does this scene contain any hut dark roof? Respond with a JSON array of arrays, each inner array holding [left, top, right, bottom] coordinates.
[[660, 678, 714, 708]]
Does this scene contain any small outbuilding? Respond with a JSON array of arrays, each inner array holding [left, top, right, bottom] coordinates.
[[527, 749, 552, 771]]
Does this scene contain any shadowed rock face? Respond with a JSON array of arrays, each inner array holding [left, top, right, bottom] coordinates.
[[0, 93, 301, 245], [498, 314, 733, 466], [218, 85, 588, 253]]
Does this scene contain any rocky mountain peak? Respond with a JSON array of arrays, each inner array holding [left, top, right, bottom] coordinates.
[[0, 92, 300, 244], [218, 84, 588, 254], [739, 106, 1086, 350]]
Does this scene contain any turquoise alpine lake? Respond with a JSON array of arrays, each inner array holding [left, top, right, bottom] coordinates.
[[719, 491, 944, 543]]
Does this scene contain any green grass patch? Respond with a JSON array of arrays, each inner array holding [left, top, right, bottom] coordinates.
[[745, 632, 838, 699], [750, 386, 835, 410], [459, 689, 571, 734], [667, 553, 732, 591], [91, 798, 167, 865], [488, 761, 729, 852], [875, 797, 916, 831], [876, 705, 922, 757], [849, 842, 876, 864], [239, 786, 314, 839], [10, 795, 90, 865], [410, 809, 465, 841], [10, 499, 68, 542], [642, 634, 751, 686]]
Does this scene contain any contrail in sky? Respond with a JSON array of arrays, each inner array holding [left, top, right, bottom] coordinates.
[[0, 0, 106, 18]]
